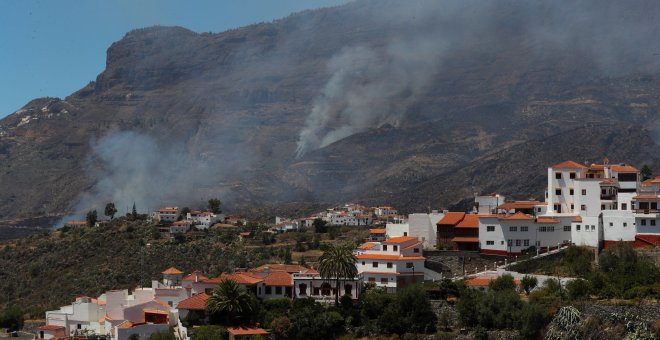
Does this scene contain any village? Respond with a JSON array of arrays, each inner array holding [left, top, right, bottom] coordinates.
[[33, 159, 660, 339]]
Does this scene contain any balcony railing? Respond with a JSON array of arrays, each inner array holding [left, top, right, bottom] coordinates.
[[634, 209, 659, 214]]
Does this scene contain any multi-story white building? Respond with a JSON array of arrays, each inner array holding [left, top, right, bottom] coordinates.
[[478, 159, 659, 255], [153, 207, 179, 222], [374, 206, 398, 217], [356, 236, 425, 292], [187, 211, 224, 229], [386, 211, 445, 249]]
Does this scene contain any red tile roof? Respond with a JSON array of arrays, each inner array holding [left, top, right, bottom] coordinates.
[[536, 217, 560, 224], [455, 215, 479, 229], [369, 228, 386, 234], [437, 212, 465, 225], [358, 242, 377, 250], [162, 267, 183, 275], [177, 293, 209, 310], [203, 273, 263, 285], [39, 325, 65, 331], [498, 212, 535, 220], [382, 236, 418, 244], [465, 277, 521, 287], [641, 176, 660, 186], [226, 327, 269, 336], [551, 160, 588, 169], [256, 271, 293, 287], [183, 270, 209, 282], [452, 237, 479, 243], [357, 254, 425, 260], [610, 164, 639, 173], [633, 195, 660, 200]]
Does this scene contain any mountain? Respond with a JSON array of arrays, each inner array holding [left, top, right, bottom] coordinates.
[[1, 0, 659, 226]]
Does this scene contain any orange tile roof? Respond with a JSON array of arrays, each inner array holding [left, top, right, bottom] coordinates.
[[610, 164, 639, 173], [358, 242, 377, 250], [437, 212, 465, 225], [551, 160, 588, 169], [369, 228, 386, 234], [226, 327, 269, 336], [162, 267, 183, 275], [452, 237, 479, 243], [39, 325, 65, 331], [633, 195, 660, 200], [159, 208, 178, 213], [182, 270, 209, 282], [203, 273, 263, 285], [144, 309, 168, 315], [357, 254, 425, 260], [254, 271, 293, 287], [536, 217, 560, 224], [499, 212, 535, 220], [382, 236, 418, 244], [402, 241, 423, 250], [455, 215, 479, 229], [572, 216, 583, 222], [641, 176, 660, 186], [177, 293, 209, 310], [65, 221, 87, 226], [465, 277, 521, 287]]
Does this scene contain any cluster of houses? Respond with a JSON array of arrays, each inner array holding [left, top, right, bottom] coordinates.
[[383, 159, 660, 255]]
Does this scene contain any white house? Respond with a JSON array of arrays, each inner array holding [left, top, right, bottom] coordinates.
[[187, 211, 224, 230], [356, 236, 425, 293], [292, 270, 361, 304], [385, 211, 444, 249], [154, 207, 179, 222]]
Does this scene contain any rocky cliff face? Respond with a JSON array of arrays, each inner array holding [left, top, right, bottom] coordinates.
[[1, 0, 659, 224]]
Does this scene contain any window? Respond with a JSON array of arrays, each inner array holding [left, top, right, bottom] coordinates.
[[563, 225, 571, 232], [361, 261, 365, 265], [393, 245, 398, 251], [556, 172, 562, 179], [344, 284, 352, 295], [569, 189, 574, 195], [413, 248, 419, 253], [582, 189, 587, 195], [487, 226, 495, 232], [516, 239, 521, 246], [403, 232, 408, 236], [381, 278, 388, 284], [266, 286, 272, 294], [556, 189, 562, 195], [591, 225, 595, 231], [576, 225, 581, 231], [554, 204, 561, 213], [570, 172, 576, 179], [501, 241, 505, 245], [537, 207, 541, 212], [372, 262, 378, 268], [368, 277, 376, 283], [581, 205, 586, 211], [507, 239, 512, 246], [387, 262, 393, 268], [524, 240, 529, 246], [167, 301, 173, 307], [486, 241, 494, 245], [509, 226, 517, 232], [622, 203, 627, 210], [383, 245, 387, 251], [651, 220, 656, 226], [623, 222, 627, 227], [641, 219, 647, 226], [520, 226, 528, 232], [276, 286, 282, 295], [609, 222, 613, 227], [539, 226, 546, 232], [601, 204, 605, 210], [406, 262, 414, 268], [299, 283, 307, 295], [571, 204, 574, 210], [77, 324, 81, 330]]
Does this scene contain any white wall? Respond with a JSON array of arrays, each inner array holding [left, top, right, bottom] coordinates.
[[602, 210, 636, 242]]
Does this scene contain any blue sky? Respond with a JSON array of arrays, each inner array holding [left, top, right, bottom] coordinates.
[[0, 0, 348, 118]]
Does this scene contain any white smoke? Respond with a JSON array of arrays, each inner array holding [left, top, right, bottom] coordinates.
[[295, 36, 448, 158]]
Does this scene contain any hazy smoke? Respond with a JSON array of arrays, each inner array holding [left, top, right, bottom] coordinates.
[[296, 37, 447, 157], [61, 130, 249, 224]]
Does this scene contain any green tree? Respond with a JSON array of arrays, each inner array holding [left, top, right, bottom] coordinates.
[[312, 218, 327, 233], [191, 325, 227, 340], [640, 164, 653, 180], [317, 243, 357, 306], [270, 316, 292, 339], [283, 248, 292, 264], [149, 331, 175, 340], [208, 198, 222, 214], [86, 210, 98, 227], [104, 202, 117, 220], [521, 275, 538, 295], [131, 202, 138, 220], [566, 279, 590, 300], [0, 306, 24, 331], [206, 279, 255, 326], [489, 273, 516, 291]]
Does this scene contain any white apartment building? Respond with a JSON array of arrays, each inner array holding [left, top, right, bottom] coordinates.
[[187, 211, 224, 229], [478, 159, 659, 255], [386, 211, 445, 249], [153, 207, 179, 222], [356, 236, 425, 292]]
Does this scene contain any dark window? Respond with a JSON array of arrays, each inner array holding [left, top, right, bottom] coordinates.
[[266, 286, 272, 294], [564, 225, 571, 231], [403, 232, 408, 236], [556, 172, 562, 179], [570, 189, 574, 195], [382, 245, 387, 251], [641, 219, 647, 226], [556, 189, 561, 195], [276, 286, 282, 295], [651, 220, 656, 226], [576, 225, 581, 231], [393, 245, 398, 251], [406, 262, 414, 268], [486, 240, 494, 245], [582, 189, 587, 195], [570, 172, 576, 179], [622, 203, 627, 210], [344, 284, 352, 295], [487, 226, 495, 232], [381, 278, 388, 284], [372, 262, 378, 268], [361, 261, 365, 265], [387, 262, 393, 268], [571, 204, 574, 210], [515, 240, 521, 246], [618, 173, 637, 182], [299, 283, 307, 295], [581, 205, 586, 211], [413, 248, 419, 253]]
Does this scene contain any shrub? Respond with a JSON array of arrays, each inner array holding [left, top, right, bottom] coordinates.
[[566, 279, 590, 300], [521, 275, 538, 295], [191, 325, 227, 340]]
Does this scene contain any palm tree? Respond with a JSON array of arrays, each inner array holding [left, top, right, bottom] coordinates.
[[318, 243, 358, 306], [205, 279, 254, 326]]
